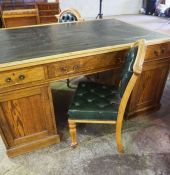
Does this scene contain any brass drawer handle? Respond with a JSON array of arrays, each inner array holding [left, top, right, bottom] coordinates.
[[5, 77, 12, 83], [116, 57, 123, 63], [60, 67, 67, 72], [73, 65, 80, 71], [18, 74, 25, 80], [161, 48, 165, 54], [154, 50, 159, 56]]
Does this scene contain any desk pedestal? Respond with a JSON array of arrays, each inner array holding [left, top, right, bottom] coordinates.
[[0, 84, 60, 157], [127, 62, 169, 117]]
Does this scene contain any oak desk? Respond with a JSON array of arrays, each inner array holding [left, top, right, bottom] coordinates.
[[0, 19, 170, 157]]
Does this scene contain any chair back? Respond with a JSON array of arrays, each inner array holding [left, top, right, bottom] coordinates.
[[55, 8, 84, 23], [119, 39, 146, 97], [116, 39, 146, 135]]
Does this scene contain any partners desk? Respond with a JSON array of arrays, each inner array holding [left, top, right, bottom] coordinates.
[[0, 19, 170, 157]]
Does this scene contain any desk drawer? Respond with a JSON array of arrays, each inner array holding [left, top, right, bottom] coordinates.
[[0, 66, 45, 88], [145, 42, 170, 61], [48, 52, 124, 78]]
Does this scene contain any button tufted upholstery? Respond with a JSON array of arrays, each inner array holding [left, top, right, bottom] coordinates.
[[59, 12, 78, 23], [68, 46, 138, 121], [119, 47, 138, 97], [68, 82, 121, 120]]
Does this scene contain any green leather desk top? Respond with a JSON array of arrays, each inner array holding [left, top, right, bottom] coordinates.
[[0, 19, 169, 65]]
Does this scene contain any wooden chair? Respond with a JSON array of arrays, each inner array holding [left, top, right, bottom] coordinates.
[[55, 8, 84, 23], [67, 39, 147, 153]]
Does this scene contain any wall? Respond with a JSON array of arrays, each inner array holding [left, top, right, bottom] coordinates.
[[166, 0, 170, 6], [48, 0, 143, 18]]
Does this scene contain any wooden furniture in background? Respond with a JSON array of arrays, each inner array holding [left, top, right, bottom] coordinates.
[[1, 1, 60, 27], [0, 1, 37, 28], [0, 2, 35, 11], [2, 8, 39, 28], [68, 39, 147, 153], [0, 5, 2, 28], [36, 2, 60, 24], [0, 19, 169, 157]]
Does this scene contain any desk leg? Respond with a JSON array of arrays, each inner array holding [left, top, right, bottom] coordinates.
[[0, 84, 60, 157]]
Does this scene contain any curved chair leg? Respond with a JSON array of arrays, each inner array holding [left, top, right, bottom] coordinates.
[[116, 121, 123, 153], [68, 120, 78, 147]]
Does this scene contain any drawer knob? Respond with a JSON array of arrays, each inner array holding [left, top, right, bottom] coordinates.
[[60, 67, 67, 72], [116, 58, 122, 62], [18, 74, 25, 80], [154, 50, 159, 56], [5, 77, 12, 83], [161, 48, 165, 54], [73, 65, 80, 71]]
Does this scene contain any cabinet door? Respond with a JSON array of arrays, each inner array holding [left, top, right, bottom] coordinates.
[[127, 63, 170, 116], [126, 42, 170, 117], [0, 85, 58, 153]]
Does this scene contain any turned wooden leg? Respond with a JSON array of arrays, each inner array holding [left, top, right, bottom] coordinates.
[[116, 122, 123, 153], [68, 120, 78, 147]]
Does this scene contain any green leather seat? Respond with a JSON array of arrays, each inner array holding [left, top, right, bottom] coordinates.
[[68, 82, 121, 120], [68, 47, 138, 121]]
